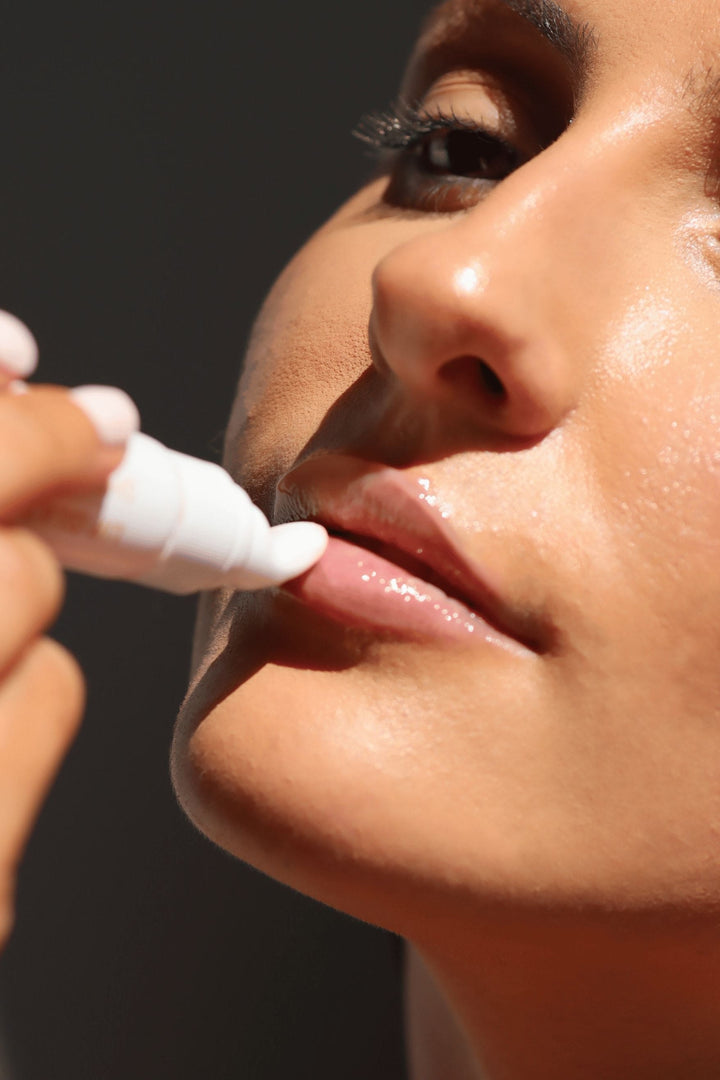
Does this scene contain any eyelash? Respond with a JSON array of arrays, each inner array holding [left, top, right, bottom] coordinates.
[[353, 99, 522, 213]]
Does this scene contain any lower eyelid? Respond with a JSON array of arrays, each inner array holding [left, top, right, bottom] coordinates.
[[384, 168, 500, 215]]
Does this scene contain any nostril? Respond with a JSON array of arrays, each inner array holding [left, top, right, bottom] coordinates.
[[442, 355, 507, 402], [478, 360, 505, 398]]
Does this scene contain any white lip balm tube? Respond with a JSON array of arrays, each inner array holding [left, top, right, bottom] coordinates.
[[23, 431, 328, 595]]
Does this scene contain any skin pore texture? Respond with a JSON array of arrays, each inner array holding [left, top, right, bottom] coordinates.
[[173, 0, 720, 1076]]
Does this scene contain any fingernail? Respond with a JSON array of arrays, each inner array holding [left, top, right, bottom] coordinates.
[[0, 312, 39, 378], [69, 385, 141, 445], [8, 379, 29, 395]]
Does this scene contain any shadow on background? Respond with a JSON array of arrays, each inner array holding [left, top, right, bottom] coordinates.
[[0, 0, 429, 1075]]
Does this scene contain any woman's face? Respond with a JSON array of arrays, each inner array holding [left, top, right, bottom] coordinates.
[[173, 0, 720, 933]]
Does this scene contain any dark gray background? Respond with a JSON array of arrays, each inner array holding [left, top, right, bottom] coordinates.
[[0, 2, 429, 1076]]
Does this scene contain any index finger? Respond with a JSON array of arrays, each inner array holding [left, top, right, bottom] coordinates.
[[0, 385, 139, 519]]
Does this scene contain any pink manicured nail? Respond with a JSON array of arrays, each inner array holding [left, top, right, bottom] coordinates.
[[0, 312, 39, 379], [69, 385, 141, 446]]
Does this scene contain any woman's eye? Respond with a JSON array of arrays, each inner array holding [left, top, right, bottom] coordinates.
[[354, 105, 522, 214], [421, 128, 517, 181], [386, 124, 520, 213]]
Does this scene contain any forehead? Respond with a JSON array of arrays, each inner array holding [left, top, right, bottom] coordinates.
[[411, 0, 720, 112]]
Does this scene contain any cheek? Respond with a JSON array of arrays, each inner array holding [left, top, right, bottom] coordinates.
[[564, 271, 720, 597], [566, 299, 720, 719], [223, 255, 370, 509], [222, 186, 388, 508], [596, 338, 720, 582]]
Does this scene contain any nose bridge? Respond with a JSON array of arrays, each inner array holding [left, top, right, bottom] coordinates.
[[371, 114, 657, 439], [503, 112, 657, 268], [443, 117, 643, 333]]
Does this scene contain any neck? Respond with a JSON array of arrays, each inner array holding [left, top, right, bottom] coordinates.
[[406, 911, 720, 1080]]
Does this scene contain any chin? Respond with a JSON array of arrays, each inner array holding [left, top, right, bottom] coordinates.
[[171, 661, 444, 932], [173, 672, 669, 941], [170, 595, 720, 937]]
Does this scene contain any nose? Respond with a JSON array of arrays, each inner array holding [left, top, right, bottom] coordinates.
[[369, 134, 620, 441]]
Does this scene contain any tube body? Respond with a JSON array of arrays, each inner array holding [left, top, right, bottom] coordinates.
[[22, 432, 326, 594]]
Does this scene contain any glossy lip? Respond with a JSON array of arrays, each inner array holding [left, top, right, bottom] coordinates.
[[273, 454, 550, 655]]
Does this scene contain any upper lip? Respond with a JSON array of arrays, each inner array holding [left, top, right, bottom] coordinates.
[[274, 454, 550, 653]]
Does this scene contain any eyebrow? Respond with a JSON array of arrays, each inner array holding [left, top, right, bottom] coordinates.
[[496, 0, 598, 72], [501, 7, 720, 129]]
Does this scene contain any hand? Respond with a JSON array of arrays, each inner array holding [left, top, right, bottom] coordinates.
[[0, 314, 138, 948]]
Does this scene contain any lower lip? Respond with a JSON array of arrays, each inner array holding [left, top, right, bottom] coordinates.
[[283, 536, 515, 649]]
